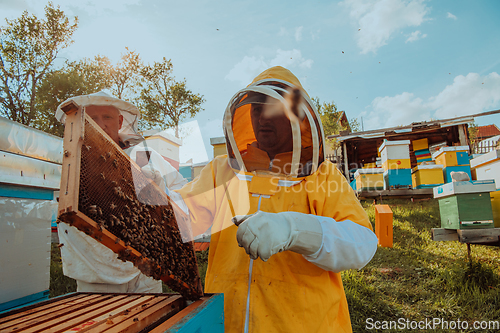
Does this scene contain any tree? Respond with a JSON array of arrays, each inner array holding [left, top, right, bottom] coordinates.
[[108, 48, 142, 100], [0, 2, 78, 127], [468, 121, 479, 153], [34, 57, 111, 136], [348, 117, 361, 133], [139, 58, 204, 137], [313, 98, 352, 149]]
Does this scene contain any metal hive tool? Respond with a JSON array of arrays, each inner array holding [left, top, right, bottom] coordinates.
[[57, 101, 203, 300]]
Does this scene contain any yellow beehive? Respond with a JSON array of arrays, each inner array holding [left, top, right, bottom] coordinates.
[[490, 191, 500, 228], [363, 162, 377, 168], [432, 146, 469, 167], [412, 164, 444, 188], [354, 168, 384, 191], [435, 151, 457, 167], [382, 158, 411, 170], [412, 138, 429, 151]]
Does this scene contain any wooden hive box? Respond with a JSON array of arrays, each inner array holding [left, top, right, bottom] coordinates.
[[433, 180, 496, 229], [57, 101, 203, 300], [0, 292, 224, 332], [411, 164, 444, 189], [354, 168, 384, 191]]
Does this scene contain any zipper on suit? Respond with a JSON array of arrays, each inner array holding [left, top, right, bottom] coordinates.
[[244, 195, 262, 333]]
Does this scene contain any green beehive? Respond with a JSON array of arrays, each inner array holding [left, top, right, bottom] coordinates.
[[433, 180, 496, 229]]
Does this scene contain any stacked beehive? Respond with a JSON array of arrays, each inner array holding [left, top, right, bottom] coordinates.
[[432, 146, 471, 183], [411, 138, 444, 189], [412, 138, 432, 164], [379, 140, 412, 190], [433, 180, 496, 229]]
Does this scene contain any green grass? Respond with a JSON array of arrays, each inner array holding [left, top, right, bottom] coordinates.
[[345, 199, 500, 332], [49, 243, 77, 297], [49, 199, 500, 332]]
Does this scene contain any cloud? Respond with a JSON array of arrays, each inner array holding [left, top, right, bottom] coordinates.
[[64, 0, 141, 15], [429, 72, 500, 119], [278, 27, 288, 37], [447, 12, 457, 20], [224, 56, 269, 86], [405, 30, 427, 43], [362, 72, 500, 130], [225, 49, 313, 86], [270, 49, 313, 68], [366, 92, 430, 129], [310, 29, 321, 40], [295, 26, 303, 41], [340, 0, 429, 54], [1, 0, 47, 19]]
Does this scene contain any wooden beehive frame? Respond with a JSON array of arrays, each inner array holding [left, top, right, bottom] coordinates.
[[0, 292, 217, 332], [57, 101, 203, 299]]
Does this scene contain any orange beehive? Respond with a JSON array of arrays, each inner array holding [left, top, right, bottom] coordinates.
[[375, 205, 393, 248]]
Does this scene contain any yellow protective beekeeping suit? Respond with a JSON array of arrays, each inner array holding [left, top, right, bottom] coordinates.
[[177, 66, 372, 333]]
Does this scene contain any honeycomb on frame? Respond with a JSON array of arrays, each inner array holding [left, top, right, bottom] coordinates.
[[57, 101, 203, 300]]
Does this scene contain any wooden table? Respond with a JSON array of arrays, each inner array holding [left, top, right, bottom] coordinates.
[[431, 228, 500, 260]]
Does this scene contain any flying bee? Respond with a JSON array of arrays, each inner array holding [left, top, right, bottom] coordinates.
[[113, 159, 118, 168], [100, 172, 105, 180], [100, 155, 106, 162], [110, 203, 117, 210], [106, 152, 112, 158]]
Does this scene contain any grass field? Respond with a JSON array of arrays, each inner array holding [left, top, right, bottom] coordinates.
[[50, 198, 500, 332], [345, 199, 500, 332]]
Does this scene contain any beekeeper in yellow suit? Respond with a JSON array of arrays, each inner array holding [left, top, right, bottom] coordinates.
[[177, 66, 378, 332], [55, 91, 187, 293]]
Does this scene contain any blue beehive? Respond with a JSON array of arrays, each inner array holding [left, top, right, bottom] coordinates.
[[383, 169, 412, 189], [443, 165, 472, 183]]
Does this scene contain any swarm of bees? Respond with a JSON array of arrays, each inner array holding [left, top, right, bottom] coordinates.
[[61, 117, 201, 299]]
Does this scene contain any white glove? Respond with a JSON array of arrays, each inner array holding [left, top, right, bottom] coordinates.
[[141, 164, 166, 190], [233, 211, 323, 261]]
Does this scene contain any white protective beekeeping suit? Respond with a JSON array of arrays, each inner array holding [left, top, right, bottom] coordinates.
[[55, 91, 187, 292]]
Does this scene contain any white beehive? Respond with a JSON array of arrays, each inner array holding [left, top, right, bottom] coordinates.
[[379, 140, 411, 162]]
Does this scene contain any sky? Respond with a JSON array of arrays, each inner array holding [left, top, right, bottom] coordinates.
[[2, 0, 500, 163]]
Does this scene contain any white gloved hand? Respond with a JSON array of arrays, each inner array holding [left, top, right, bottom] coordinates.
[[141, 164, 167, 193], [233, 211, 323, 261]]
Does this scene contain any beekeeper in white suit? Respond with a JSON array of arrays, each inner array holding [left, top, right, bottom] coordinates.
[[55, 91, 187, 293]]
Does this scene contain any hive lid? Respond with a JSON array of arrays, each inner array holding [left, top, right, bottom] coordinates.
[[412, 164, 444, 172], [470, 149, 500, 169], [354, 168, 384, 177], [378, 140, 411, 153], [431, 145, 469, 159], [433, 179, 496, 198]]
